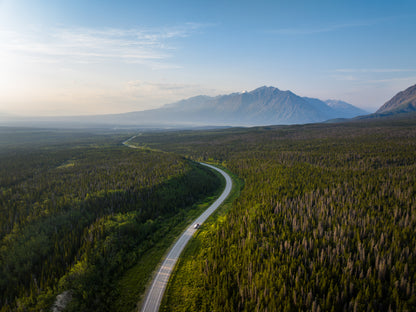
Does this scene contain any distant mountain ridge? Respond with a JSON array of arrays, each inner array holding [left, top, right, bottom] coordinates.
[[376, 84, 416, 114], [125, 86, 366, 126], [1, 86, 368, 128]]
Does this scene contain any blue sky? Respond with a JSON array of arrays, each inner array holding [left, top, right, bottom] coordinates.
[[1, 0, 416, 115]]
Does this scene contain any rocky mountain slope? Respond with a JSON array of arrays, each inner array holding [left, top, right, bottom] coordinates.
[[376, 84, 416, 114], [1, 86, 368, 128], [115, 86, 367, 126]]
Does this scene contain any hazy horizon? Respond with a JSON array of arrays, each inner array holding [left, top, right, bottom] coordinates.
[[1, 0, 416, 116], [0, 86, 374, 119]]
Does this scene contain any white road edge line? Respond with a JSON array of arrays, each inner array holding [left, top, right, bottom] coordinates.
[[122, 136, 233, 312], [140, 162, 233, 312]]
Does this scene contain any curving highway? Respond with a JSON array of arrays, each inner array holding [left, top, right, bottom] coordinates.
[[140, 163, 233, 312]]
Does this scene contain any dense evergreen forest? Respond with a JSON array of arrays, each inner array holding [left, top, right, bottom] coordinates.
[[129, 117, 416, 311], [0, 129, 221, 311]]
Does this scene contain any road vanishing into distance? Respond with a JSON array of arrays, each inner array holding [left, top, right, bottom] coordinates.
[[122, 135, 140, 148], [140, 163, 233, 312], [122, 136, 233, 311]]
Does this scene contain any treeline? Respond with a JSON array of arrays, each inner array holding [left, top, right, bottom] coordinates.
[[0, 136, 220, 311], [131, 119, 416, 311]]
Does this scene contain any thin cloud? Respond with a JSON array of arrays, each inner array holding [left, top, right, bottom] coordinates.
[[0, 23, 206, 65], [271, 23, 366, 35], [330, 72, 416, 85], [335, 69, 416, 73], [126, 81, 220, 101], [364, 76, 416, 84], [330, 68, 416, 83], [331, 75, 359, 82], [269, 17, 396, 35]]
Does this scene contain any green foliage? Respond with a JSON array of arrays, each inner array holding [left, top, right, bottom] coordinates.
[[0, 131, 221, 311], [113, 190, 225, 312], [135, 118, 416, 311]]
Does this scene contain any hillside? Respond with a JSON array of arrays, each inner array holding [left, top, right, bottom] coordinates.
[[1, 87, 367, 128], [0, 130, 222, 311], [376, 84, 416, 114], [128, 117, 416, 311], [118, 86, 367, 126]]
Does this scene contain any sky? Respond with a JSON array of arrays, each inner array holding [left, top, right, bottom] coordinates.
[[1, 0, 416, 116]]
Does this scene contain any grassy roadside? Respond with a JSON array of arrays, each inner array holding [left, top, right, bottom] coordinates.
[[160, 166, 243, 312], [112, 163, 227, 312]]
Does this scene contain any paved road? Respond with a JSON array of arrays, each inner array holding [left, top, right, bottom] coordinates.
[[122, 135, 139, 148], [140, 163, 233, 312]]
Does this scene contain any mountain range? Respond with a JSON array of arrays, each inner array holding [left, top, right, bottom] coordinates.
[[146, 86, 367, 126], [34, 86, 364, 128], [106, 86, 367, 127], [9, 84, 416, 128]]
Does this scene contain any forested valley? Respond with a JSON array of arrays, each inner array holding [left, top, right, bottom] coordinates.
[[128, 117, 416, 311], [0, 129, 222, 311]]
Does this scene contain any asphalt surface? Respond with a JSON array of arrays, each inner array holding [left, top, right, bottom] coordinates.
[[140, 163, 233, 312]]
